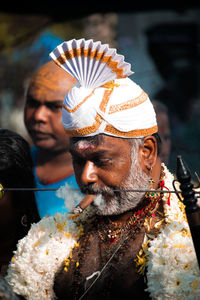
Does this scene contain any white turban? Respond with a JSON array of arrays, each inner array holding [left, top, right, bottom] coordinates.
[[50, 38, 157, 138]]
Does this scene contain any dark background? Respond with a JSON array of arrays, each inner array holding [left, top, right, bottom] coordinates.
[[0, 3, 200, 177]]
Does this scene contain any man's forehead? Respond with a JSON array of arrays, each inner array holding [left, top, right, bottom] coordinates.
[[70, 135, 129, 153], [74, 140, 96, 151]]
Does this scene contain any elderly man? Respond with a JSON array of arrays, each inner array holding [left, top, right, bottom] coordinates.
[[6, 39, 200, 299]]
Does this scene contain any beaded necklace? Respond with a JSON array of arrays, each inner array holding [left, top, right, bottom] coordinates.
[[98, 192, 162, 246], [70, 169, 165, 299], [97, 166, 165, 247]]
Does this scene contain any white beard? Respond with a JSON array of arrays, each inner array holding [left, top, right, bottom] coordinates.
[[92, 153, 151, 216]]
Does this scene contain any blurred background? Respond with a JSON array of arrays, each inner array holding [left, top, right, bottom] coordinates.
[[0, 3, 200, 176]]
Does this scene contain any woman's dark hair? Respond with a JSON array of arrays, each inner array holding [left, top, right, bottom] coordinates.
[[0, 129, 40, 238]]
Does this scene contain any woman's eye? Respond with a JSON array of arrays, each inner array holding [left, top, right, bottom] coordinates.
[[48, 104, 62, 112]]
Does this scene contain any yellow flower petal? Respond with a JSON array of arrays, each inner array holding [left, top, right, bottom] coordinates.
[[65, 232, 71, 238], [33, 240, 40, 248]]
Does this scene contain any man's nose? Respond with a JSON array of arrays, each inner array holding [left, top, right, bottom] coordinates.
[[80, 161, 98, 186], [34, 105, 48, 122]]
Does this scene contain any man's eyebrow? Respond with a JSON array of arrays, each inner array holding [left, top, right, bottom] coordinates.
[[70, 148, 110, 157], [91, 149, 110, 156]]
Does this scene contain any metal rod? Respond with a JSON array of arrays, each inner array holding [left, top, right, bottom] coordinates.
[[176, 155, 200, 269], [2, 187, 59, 191], [0, 187, 195, 194]]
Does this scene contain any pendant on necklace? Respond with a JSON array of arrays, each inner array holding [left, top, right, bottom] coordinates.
[[108, 230, 118, 244]]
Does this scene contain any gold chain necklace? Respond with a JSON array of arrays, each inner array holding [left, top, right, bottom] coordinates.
[[98, 166, 165, 245], [98, 192, 162, 245]]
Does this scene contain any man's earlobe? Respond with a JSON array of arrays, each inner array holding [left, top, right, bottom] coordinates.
[[138, 136, 157, 172]]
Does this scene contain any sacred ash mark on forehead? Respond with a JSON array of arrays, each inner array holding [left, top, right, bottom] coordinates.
[[74, 139, 96, 151]]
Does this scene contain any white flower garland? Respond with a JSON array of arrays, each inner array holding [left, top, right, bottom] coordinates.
[[146, 164, 200, 299], [6, 164, 200, 299], [6, 212, 82, 300]]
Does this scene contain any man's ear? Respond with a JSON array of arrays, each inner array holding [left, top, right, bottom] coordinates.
[[138, 135, 157, 174]]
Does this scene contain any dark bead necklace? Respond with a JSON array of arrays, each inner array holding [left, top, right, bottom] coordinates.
[[67, 168, 165, 299]]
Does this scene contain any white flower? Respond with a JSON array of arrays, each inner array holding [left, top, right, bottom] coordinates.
[[56, 183, 83, 211], [146, 164, 200, 299], [6, 213, 82, 300], [6, 163, 200, 299]]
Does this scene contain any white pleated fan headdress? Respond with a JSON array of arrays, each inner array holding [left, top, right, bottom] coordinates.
[[50, 38, 158, 138]]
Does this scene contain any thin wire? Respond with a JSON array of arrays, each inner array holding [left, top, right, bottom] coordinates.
[[2, 187, 59, 191], [79, 234, 129, 300], [1, 187, 199, 197], [1, 187, 181, 193]]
